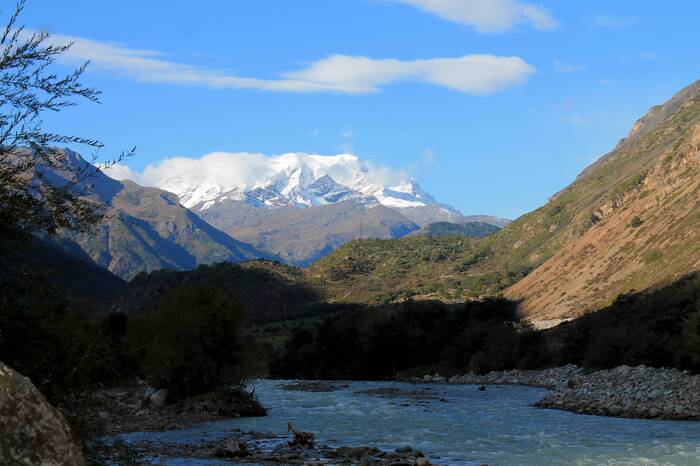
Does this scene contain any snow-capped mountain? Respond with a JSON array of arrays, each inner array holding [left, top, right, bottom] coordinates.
[[104, 151, 506, 265], [147, 152, 460, 219]]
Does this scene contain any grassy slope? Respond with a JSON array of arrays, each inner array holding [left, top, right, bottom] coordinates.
[[307, 235, 513, 304], [410, 221, 501, 238], [310, 80, 700, 318]]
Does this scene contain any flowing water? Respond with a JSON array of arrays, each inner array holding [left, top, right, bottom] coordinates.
[[123, 380, 700, 465]]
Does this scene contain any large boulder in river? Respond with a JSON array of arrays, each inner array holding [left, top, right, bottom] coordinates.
[[0, 362, 84, 465]]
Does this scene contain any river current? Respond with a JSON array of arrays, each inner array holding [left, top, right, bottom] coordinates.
[[123, 379, 700, 465]]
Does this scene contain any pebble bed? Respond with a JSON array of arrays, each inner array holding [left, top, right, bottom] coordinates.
[[417, 365, 700, 420]]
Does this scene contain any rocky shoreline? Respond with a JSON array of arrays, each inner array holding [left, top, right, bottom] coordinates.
[[127, 428, 440, 465], [415, 364, 700, 421], [64, 381, 444, 465], [58, 381, 266, 437]]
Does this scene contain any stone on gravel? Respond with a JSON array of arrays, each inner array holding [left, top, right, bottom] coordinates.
[[418, 364, 700, 421], [213, 438, 248, 458]]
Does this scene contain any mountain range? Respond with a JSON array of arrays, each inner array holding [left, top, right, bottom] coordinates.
[[31, 149, 266, 280], [19, 148, 502, 278], [11, 78, 700, 326], [106, 152, 506, 267]]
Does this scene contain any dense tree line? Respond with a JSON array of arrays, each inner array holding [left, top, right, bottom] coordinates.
[[551, 271, 700, 372], [271, 299, 549, 379], [273, 273, 700, 380], [0, 264, 251, 400]]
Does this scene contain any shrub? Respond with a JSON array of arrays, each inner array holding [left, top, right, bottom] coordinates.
[[0, 291, 128, 398], [130, 282, 247, 399], [643, 249, 662, 264], [630, 216, 643, 228]]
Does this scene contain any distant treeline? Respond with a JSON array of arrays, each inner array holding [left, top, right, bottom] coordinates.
[[271, 299, 547, 379], [273, 272, 700, 379]]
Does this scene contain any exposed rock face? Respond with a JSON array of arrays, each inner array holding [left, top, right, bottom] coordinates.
[[503, 79, 700, 320], [0, 362, 84, 465]]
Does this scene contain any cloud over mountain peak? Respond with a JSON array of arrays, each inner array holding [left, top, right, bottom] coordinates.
[[104, 151, 448, 212]]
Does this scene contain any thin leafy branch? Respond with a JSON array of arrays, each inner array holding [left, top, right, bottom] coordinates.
[[0, 0, 134, 236]]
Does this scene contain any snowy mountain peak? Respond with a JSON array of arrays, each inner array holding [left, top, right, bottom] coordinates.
[[105, 151, 462, 218]]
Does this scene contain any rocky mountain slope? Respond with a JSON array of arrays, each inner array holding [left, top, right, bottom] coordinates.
[[311, 80, 700, 318], [196, 197, 418, 266], [120, 152, 505, 264], [503, 80, 700, 321], [37, 150, 267, 279]]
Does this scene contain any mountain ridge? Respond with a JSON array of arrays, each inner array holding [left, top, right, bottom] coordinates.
[[308, 78, 700, 320], [28, 149, 270, 279]]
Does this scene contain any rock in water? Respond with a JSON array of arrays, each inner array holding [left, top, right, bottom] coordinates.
[[0, 362, 84, 465]]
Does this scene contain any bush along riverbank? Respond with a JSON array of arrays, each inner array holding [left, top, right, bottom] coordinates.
[[416, 365, 700, 421]]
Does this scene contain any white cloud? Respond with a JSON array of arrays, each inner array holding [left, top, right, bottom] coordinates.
[[594, 14, 638, 28], [43, 32, 535, 95], [391, 0, 558, 33], [553, 58, 584, 74], [105, 151, 415, 206], [339, 128, 355, 154], [100, 163, 140, 181], [423, 148, 436, 165]]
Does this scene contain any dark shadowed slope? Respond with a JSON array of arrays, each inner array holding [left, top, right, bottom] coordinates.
[[112, 260, 324, 324]]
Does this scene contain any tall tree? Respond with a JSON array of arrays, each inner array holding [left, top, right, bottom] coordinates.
[[0, 0, 133, 235]]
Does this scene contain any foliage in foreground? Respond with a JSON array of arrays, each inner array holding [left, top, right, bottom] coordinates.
[[0, 254, 252, 400], [0, 0, 133, 237], [273, 272, 700, 379]]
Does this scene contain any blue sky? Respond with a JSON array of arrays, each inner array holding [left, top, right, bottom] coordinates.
[[19, 0, 700, 218]]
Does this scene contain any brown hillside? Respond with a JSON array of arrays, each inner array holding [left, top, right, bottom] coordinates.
[[505, 81, 700, 322]]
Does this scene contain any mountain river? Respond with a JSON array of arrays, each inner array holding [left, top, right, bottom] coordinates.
[[121, 379, 700, 465]]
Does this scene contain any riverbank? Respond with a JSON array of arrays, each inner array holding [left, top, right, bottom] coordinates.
[[58, 380, 267, 437], [415, 365, 700, 421], [126, 428, 438, 466], [61, 381, 442, 465]]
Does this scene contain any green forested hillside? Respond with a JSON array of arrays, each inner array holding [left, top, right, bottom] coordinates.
[[308, 236, 521, 304]]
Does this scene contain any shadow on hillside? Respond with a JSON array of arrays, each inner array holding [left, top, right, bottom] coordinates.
[[112, 260, 325, 324], [546, 272, 700, 371]]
